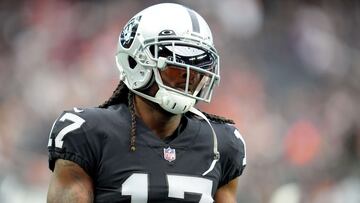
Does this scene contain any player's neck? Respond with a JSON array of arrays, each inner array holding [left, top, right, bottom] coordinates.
[[133, 95, 181, 140]]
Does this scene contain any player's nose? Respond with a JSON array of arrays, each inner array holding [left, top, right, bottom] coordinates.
[[180, 69, 198, 83]]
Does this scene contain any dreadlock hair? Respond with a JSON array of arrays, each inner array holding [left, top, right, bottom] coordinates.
[[99, 81, 235, 151], [99, 81, 137, 151], [99, 81, 129, 108], [198, 112, 235, 125]]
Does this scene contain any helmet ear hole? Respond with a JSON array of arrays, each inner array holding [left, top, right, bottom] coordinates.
[[128, 56, 137, 69], [138, 71, 155, 91]]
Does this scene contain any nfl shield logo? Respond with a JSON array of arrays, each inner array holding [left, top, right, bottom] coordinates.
[[163, 147, 176, 162]]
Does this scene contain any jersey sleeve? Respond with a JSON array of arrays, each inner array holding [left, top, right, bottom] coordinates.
[[218, 124, 247, 187], [47, 109, 99, 177]]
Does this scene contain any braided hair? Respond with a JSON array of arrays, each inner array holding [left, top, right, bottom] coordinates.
[[99, 81, 137, 151], [99, 81, 234, 151]]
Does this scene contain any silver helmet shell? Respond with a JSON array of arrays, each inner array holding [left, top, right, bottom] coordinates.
[[116, 3, 220, 114]]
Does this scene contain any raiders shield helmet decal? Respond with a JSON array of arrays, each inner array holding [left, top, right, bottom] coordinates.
[[120, 15, 142, 49]]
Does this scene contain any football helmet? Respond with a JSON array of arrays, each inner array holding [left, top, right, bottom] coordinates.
[[115, 3, 220, 114]]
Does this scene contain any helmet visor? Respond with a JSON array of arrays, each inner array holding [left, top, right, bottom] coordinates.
[[158, 45, 215, 70]]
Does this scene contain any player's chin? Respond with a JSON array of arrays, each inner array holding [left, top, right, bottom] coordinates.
[[157, 103, 178, 116], [146, 100, 177, 116]]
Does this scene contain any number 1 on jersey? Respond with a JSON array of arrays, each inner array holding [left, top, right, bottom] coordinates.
[[122, 173, 148, 203]]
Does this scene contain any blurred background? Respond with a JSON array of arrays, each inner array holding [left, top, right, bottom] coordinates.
[[0, 0, 359, 202]]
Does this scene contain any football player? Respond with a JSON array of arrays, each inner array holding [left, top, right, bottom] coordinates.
[[47, 3, 246, 203]]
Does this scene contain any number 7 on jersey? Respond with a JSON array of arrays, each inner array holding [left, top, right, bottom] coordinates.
[[48, 113, 85, 148]]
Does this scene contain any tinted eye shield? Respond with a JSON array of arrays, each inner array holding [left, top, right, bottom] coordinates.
[[156, 45, 216, 70], [144, 36, 218, 70]]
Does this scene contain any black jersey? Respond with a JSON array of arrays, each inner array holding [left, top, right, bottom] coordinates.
[[48, 104, 246, 203]]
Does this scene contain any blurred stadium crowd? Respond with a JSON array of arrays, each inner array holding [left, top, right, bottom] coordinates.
[[0, 0, 359, 202]]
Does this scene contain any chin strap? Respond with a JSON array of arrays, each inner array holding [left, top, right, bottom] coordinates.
[[189, 107, 220, 176]]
